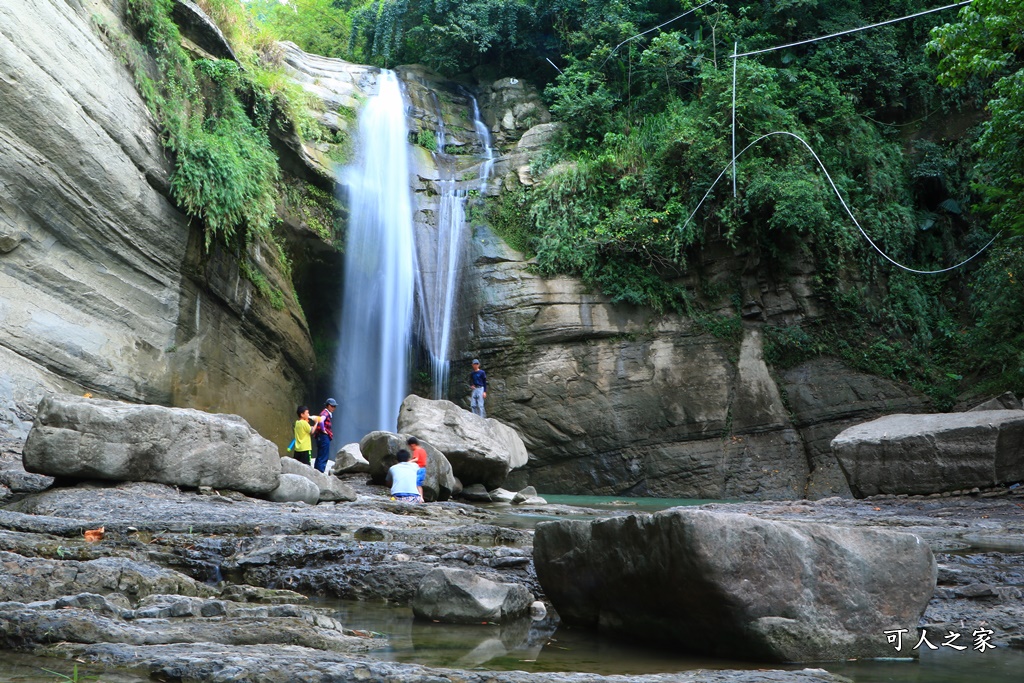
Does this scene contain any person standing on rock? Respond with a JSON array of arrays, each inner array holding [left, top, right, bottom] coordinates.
[[407, 436, 428, 502], [312, 398, 337, 473], [469, 359, 487, 418], [386, 449, 421, 502], [292, 405, 324, 467]]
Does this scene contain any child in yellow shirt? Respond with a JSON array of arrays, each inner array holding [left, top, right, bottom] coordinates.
[[292, 405, 323, 467]]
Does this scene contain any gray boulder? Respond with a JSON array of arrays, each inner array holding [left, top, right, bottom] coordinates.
[[511, 486, 546, 505], [534, 509, 935, 663], [280, 457, 356, 502], [831, 411, 1024, 497], [333, 442, 370, 474], [488, 488, 516, 503], [968, 391, 1022, 412], [460, 483, 492, 501], [412, 568, 533, 624], [23, 395, 281, 495], [396, 395, 528, 489], [360, 431, 456, 502], [268, 473, 320, 505]]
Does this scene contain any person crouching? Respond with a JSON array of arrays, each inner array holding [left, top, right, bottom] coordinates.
[[387, 450, 421, 502]]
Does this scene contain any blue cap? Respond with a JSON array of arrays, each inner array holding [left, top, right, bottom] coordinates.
[[325, 398, 338, 406], [472, 359, 480, 365]]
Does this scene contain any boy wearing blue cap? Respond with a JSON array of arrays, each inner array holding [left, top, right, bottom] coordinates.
[[312, 398, 337, 473]]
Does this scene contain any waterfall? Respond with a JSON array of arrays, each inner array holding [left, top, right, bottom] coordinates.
[[470, 94, 495, 193], [417, 92, 495, 399], [334, 70, 415, 445]]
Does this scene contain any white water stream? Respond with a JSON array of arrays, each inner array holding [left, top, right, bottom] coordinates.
[[418, 93, 495, 399], [334, 70, 416, 444]]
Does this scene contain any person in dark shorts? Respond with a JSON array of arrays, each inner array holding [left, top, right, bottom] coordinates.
[[292, 405, 323, 466]]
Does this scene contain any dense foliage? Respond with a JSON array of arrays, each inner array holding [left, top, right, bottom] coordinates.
[[256, 0, 1020, 402], [95, 0, 346, 311]]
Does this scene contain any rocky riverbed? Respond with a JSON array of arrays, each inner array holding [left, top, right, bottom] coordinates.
[[1, 433, 1022, 681]]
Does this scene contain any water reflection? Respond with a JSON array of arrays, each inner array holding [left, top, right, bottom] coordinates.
[[319, 591, 1024, 682], [0, 653, 146, 682]]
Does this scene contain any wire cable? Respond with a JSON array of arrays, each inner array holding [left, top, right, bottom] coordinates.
[[679, 131, 999, 274], [730, 1, 972, 59], [599, 1, 715, 70]]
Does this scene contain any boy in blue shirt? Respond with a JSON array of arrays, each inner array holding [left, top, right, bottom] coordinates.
[[469, 359, 487, 417]]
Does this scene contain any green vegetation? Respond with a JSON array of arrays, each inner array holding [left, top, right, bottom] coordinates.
[[245, 1, 1021, 401], [415, 128, 438, 152], [95, 0, 344, 312]]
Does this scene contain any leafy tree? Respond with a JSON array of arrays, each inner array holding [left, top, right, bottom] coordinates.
[[930, 0, 1024, 234]]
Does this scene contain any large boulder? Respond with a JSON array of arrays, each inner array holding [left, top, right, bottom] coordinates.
[[412, 568, 533, 624], [534, 509, 935, 663], [280, 457, 356, 502], [831, 411, 1024, 497], [332, 442, 370, 474], [396, 395, 527, 489], [268, 473, 320, 505], [360, 431, 456, 501], [23, 395, 281, 495]]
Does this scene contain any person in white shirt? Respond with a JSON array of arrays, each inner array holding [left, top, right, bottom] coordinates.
[[386, 450, 421, 502]]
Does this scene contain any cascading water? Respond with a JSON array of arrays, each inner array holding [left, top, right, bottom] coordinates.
[[416, 92, 496, 399], [334, 70, 415, 444], [470, 94, 495, 193]]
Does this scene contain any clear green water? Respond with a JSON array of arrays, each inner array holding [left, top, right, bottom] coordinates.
[[320, 598, 1024, 683]]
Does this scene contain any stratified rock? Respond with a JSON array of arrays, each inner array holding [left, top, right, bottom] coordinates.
[[780, 358, 931, 499], [0, 551, 215, 603], [534, 509, 935, 663], [396, 395, 527, 489], [280, 457, 356, 502], [412, 567, 532, 624], [0, 0, 314, 450], [23, 395, 281, 495], [0, 601, 377, 653], [333, 442, 370, 474], [831, 411, 1024, 497], [268, 473, 320, 505], [360, 431, 456, 502], [969, 392, 1022, 412]]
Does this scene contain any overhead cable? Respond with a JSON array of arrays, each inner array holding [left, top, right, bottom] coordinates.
[[679, 131, 999, 275], [599, 1, 715, 70], [730, 1, 973, 59]]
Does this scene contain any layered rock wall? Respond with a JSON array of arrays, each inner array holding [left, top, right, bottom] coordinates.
[[0, 0, 314, 445]]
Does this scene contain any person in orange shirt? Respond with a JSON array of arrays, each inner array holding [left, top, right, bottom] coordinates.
[[407, 437, 427, 502]]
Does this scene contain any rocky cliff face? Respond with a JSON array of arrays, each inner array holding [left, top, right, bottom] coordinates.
[[281, 46, 931, 501], [0, 1, 927, 500], [0, 0, 313, 445], [461, 226, 929, 499]]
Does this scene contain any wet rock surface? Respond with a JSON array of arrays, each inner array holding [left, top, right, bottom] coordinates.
[[1, 446, 1022, 680]]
